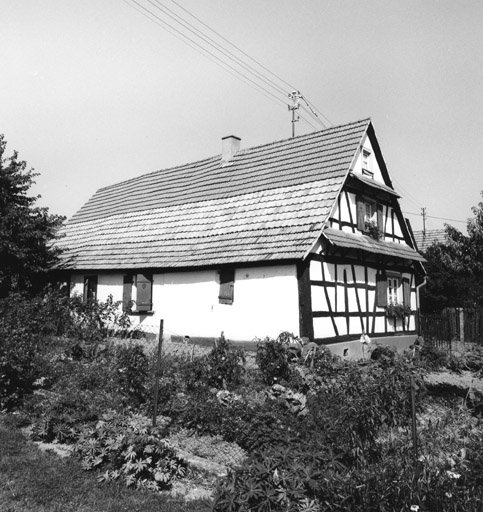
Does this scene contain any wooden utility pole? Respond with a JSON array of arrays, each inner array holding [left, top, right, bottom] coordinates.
[[421, 207, 427, 236]]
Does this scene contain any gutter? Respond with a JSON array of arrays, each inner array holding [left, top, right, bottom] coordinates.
[[415, 276, 428, 336]]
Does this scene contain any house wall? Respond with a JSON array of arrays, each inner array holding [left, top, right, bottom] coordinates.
[[330, 189, 406, 243], [69, 264, 300, 342], [311, 178, 418, 343], [309, 256, 416, 341]]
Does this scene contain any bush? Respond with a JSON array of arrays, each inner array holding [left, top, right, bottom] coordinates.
[[255, 336, 292, 385]]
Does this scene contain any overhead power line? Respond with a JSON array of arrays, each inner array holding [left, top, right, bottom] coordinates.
[[403, 211, 467, 225], [123, 0, 330, 133]]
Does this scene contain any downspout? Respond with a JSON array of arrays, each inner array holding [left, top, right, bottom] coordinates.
[[415, 276, 427, 336]]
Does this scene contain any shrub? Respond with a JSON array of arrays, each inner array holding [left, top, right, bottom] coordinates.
[[205, 334, 246, 389], [255, 336, 292, 385], [73, 412, 187, 491], [370, 344, 397, 361], [114, 344, 149, 406]]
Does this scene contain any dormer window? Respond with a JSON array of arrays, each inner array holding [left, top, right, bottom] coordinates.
[[362, 148, 373, 178]]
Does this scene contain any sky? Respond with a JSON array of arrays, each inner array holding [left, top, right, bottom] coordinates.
[[2, 0, 483, 233]]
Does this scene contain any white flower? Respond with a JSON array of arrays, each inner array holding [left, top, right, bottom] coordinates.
[[410, 505, 419, 512], [445, 492, 452, 498], [446, 470, 461, 480]]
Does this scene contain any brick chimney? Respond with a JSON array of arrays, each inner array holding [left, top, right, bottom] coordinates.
[[221, 135, 241, 162]]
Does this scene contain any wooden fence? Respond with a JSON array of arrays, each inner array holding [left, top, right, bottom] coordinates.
[[420, 308, 483, 345]]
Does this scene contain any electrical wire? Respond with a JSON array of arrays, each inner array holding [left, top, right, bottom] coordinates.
[[403, 211, 467, 225], [123, 0, 329, 133], [125, 0, 287, 109], [170, 0, 298, 93], [147, 0, 289, 97]]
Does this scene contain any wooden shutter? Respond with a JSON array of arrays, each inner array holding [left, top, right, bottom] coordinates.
[[402, 277, 411, 308], [83, 275, 97, 301], [375, 272, 387, 308], [219, 268, 235, 305], [136, 273, 153, 312], [122, 275, 133, 312], [377, 204, 384, 232], [356, 196, 365, 231]]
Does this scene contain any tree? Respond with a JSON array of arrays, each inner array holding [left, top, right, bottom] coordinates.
[[420, 192, 483, 312], [0, 134, 65, 297]]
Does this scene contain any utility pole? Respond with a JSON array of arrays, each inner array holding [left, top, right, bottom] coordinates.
[[288, 91, 302, 138], [421, 207, 427, 236]]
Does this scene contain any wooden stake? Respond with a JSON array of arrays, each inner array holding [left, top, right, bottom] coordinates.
[[152, 319, 164, 427]]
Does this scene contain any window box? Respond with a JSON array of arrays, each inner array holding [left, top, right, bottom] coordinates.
[[386, 302, 412, 319]]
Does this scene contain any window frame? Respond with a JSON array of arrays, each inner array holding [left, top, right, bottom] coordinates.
[[83, 275, 98, 301]]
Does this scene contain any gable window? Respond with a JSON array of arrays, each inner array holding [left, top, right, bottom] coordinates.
[[83, 275, 98, 301], [123, 273, 153, 313], [362, 148, 373, 178], [219, 268, 235, 305]]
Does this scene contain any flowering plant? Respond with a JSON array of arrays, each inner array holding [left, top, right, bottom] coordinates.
[[386, 302, 412, 319]]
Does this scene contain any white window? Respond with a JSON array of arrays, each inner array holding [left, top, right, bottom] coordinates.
[[365, 201, 376, 223], [387, 276, 400, 305]]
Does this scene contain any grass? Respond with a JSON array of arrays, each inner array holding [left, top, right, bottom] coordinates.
[[0, 417, 211, 512]]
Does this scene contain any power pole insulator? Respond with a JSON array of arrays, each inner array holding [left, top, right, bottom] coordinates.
[[288, 90, 302, 138]]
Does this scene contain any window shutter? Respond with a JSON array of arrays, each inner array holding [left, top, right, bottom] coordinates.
[[219, 268, 235, 305], [123, 275, 133, 312], [375, 272, 387, 308], [136, 273, 153, 312], [403, 277, 411, 308], [356, 196, 365, 231], [377, 204, 384, 232]]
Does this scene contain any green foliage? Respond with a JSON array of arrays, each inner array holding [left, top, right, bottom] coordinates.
[[386, 302, 412, 319], [73, 413, 187, 491], [206, 334, 246, 389], [0, 134, 65, 297], [29, 391, 100, 443], [213, 441, 345, 512], [370, 344, 397, 361], [0, 290, 135, 410], [255, 335, 292, 385], [114, 344, 149, 406], [421, 192, 483, 311]]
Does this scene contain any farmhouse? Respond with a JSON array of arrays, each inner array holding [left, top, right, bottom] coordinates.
[[58, 119, 425, 357]]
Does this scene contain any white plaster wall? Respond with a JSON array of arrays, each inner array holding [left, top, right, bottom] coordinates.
[[352, 134, 384, 183], [70, 265, 300, 342]]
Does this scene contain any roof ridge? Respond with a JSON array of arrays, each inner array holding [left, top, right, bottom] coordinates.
[[93, 118, 372, 195]]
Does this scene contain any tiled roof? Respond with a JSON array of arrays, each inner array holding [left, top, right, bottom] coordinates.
[[413, 229, 447, 253], [59, 119, 376, 270], [323, 228, 426, 262]]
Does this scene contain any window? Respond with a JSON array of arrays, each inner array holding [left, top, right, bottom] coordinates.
[[123, 273, 153, 313], [356, 197, 384, 233], [376, 272, 411, 308], [219, 268, 235, 305], [83, 275, 97, 301], [387, 275, 400, 304], [362, 148, 372, 173]]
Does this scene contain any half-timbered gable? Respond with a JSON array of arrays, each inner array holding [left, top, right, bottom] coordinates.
[[58, 119, 425, 354]]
